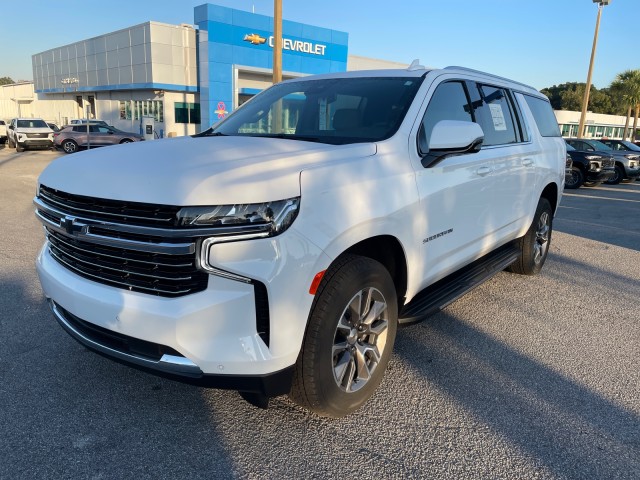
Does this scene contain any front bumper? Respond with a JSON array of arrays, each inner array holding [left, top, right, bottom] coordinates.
[[36, 227, 329, 385], [49, 300, 294, 395], [586, 168, 615, 183], [624, 166, 640, 180], [19, 138, 53, 148]]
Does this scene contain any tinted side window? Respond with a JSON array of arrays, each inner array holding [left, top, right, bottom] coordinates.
[[523, 94, 561, 137], [422, 81, 473, 146], [473, 85, 518, 146]]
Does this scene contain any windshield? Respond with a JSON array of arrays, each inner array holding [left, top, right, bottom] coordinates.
[[620, 140, 640, 151], [207, 77, 423, 145], [17, 119, 48, 128], [589, 140, 612, 151]]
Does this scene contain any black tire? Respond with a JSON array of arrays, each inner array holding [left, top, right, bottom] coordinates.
[[119, 139, 133, 144], [605, 164, 625, 185], [289, 254, 398, 418], [582, 181, 601, 187], [508, 198, 552, 276], [564, 167, 584, 189], [7, 136, 14, 148], [16, 142, 24, 153], [62, 140, 78, 154]]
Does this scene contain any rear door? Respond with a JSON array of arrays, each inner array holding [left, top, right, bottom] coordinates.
[[468, 82, 537, 238]]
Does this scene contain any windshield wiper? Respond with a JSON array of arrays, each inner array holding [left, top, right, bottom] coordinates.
[[253, 133, 323, 143], [192, 128, 230, 138]]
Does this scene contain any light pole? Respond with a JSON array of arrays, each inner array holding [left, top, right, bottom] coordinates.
[[577, 0, 611, 139]]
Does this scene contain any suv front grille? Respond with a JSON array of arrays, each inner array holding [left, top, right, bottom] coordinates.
[[36, 185, 210, 298], [46, 227, 208, 297], [602, 158, 614, 168]]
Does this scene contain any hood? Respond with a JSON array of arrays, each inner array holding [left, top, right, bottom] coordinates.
[[38, 135, 376, 205]]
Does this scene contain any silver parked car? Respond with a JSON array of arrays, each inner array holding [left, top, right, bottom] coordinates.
[[54, 124, 144, 153]]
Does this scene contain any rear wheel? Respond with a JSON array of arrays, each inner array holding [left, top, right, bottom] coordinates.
[[508, 198, 552, 276], [289, 255, 398, 418], [62, 140, 78, 154], [564, 167, 584, 189]]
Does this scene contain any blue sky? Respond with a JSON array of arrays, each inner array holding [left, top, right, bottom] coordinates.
[[3, 0, 638, 90]]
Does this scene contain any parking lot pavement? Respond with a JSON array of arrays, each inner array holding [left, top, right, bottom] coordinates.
[[1, 147, 638, 479]]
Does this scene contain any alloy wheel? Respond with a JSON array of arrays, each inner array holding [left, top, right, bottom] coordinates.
[[332, 287, 389, 393]]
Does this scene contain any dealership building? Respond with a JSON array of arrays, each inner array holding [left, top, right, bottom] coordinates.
[[1, 2, 634, 140], [0, 3, 404, 137]]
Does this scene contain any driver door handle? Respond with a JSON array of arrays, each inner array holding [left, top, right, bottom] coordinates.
[[475, 166, 492, 176], [522, 158, 534, 167]]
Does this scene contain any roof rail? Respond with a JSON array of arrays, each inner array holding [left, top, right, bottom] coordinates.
[[444, 66, 535, 91]]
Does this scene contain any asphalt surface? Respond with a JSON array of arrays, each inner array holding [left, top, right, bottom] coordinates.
[[1, 144, 638, 479]]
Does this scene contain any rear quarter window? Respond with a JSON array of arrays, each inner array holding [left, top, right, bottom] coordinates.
[[523, 95, 560, 137]]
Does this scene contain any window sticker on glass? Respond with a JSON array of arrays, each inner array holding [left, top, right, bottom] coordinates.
[[489, 103, 507, 131], [318, 98, 327, 130]]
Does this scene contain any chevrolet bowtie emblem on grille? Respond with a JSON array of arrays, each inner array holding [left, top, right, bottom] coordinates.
[[60, 215, 84, 235], [243, 33, 267, 45]]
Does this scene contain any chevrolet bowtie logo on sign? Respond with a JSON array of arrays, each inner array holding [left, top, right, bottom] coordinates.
[[243, 33, 327, 56], [243, 33, 267, 45]]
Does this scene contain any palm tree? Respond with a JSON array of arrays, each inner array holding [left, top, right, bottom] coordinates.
[[611, 70, 640, 140]]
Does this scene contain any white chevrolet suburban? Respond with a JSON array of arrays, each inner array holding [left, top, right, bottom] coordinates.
[[34, 65, 565, 417]]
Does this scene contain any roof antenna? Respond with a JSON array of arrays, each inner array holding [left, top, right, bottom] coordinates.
[[407, 59, 425, 71]]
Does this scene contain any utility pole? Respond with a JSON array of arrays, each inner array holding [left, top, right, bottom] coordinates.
[[273, 0, 282, 84], [272, 0, 283, 133], [577, 0, 611, 138]]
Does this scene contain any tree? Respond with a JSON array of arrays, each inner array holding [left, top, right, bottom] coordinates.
[[0, 76, 15, 85], [540, 82, 613, 114], [610, 70, 640, 140]]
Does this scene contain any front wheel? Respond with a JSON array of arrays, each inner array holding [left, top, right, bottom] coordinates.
[[289, 255, 398, 418], [564, 167, 584, 189], [605, 165, 625, 185], [582, 181, 601, 187], [16, 142, 24, 152], [508, 198, 552, 276]]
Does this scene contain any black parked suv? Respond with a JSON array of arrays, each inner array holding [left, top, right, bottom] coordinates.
[[565, 138, 640, 184], [564, 143, 615, 189]]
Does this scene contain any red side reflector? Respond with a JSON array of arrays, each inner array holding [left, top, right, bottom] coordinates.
[[308, 270, 326, 295]]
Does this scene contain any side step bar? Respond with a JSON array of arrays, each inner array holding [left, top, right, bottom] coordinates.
[[399, 241, 520, 325]]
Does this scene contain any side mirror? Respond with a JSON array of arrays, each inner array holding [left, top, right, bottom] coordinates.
[[419, 120, 484, 168], [8, 125, 14, 130]]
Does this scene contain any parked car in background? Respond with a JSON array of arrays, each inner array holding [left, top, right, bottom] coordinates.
[[6, 118, 54, 152], [564, 143, 615, 189], [69, 119, 109, 127], [0, 120, 7, 144], [565, 138, 640, 184], [598, 139, 640, 153], [54, 124, 144, 153], [47, 123, 60, 132]]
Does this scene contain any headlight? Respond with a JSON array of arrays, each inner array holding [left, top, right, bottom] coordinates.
[[177, 197, 300, 235], [624, 154, 639, 160], [584, 155, 599, 160]]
